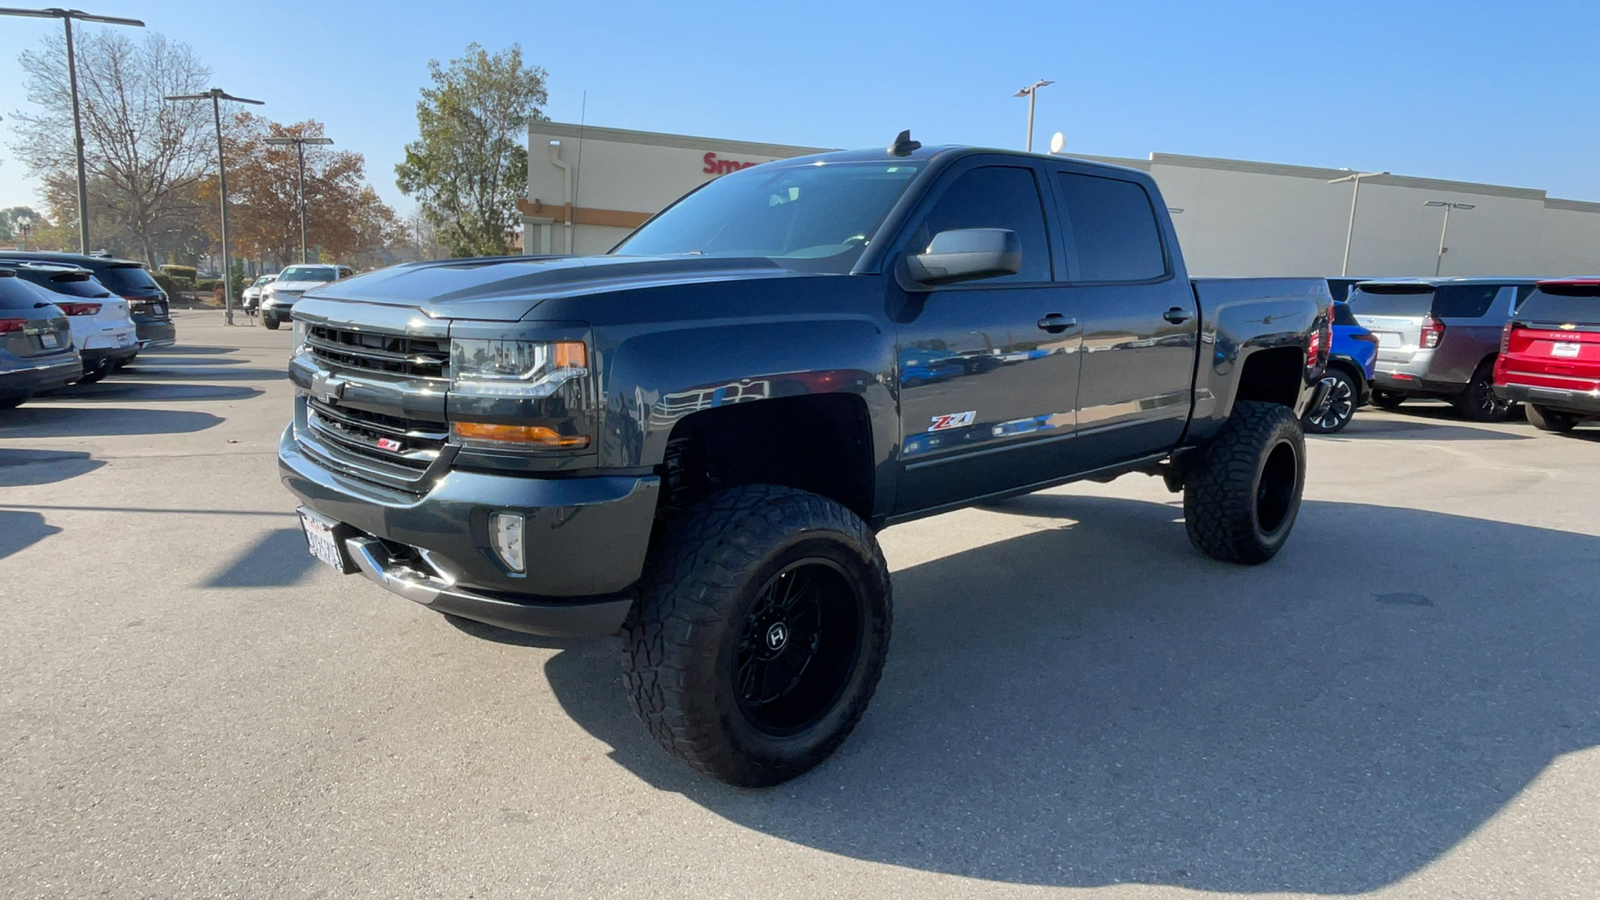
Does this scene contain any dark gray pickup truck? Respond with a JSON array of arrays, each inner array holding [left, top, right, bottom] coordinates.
[[280, 138, 1332, 785]]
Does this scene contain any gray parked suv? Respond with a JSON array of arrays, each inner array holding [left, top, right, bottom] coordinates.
[[0, 268, 80, 409], [1346, 277, 1535, 421]]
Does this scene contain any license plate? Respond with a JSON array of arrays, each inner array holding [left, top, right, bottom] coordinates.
[[1551, 342, 1581, 358], [300, 511, 351, 572], [41, 333, 59, 348]]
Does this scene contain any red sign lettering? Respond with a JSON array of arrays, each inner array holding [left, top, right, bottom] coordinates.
[[703, 152, 759, 176]]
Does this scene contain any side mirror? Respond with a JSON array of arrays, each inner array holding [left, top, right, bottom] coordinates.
[[905, 228, 1022, 286]]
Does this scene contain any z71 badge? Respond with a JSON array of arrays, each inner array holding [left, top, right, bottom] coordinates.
[[928, 410, 976, 432]]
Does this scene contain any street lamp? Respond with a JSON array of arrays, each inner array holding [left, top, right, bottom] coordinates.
[[1424, 200, 1475, 277], [165, 88, 263, 325], [1328, 169, 1389, 277], [264, 135, 334, 264], [1013, 79, 1054, 153], [0, 7, 145, 253]]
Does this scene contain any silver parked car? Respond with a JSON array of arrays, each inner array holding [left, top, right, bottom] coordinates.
[[1345, 277, 1536, 421], [243, 273, 277, 315]]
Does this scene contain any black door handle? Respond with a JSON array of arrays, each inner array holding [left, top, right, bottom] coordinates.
[[1037, 313, 1078, 334], [1163, 307, 1194, 325]]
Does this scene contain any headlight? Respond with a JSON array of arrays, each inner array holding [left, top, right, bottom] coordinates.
[[292, 320, 308, 355], [449, 339, 588, 398], [448, 338, 593, 451]]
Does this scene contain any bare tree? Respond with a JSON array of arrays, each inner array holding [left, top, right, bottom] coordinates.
[[9, 28, 215, 264]]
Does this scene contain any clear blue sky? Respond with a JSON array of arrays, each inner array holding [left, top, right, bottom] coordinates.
[[4, 0, 1599, 216]]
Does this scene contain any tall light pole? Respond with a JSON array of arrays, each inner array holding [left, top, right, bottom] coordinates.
[[1328, 169, 1389, 277], [0, 7, 145, 253], [166, 88, 263, 325], [1013, 79, 1054, 153], [1424, 200, 1475, 277], [265, 135, 334, 264]]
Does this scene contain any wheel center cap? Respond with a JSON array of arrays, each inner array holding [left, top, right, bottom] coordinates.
[[765, 622, 789, 651]]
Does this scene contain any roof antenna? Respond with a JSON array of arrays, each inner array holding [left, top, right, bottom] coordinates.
[[889, 129, 921, 157]]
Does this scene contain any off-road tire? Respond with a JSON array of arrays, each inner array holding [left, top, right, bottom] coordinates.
[[1184, 400, 1306, 565], [263, 318, 281, 330], [622, 485, 892, 787], [1526, 403, 1579, 433], [1303, 368, 1357, 435], [1455, 361, 1515, 422], [1371, 389, 1406, 410]]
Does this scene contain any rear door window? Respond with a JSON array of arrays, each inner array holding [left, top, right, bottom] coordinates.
[[1431, 284, 1502, 319], [913, 165, 1053, 284], [1055, 172, 1167, 282]]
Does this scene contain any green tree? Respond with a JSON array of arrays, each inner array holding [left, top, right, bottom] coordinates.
[[395, 43, 546, 258]]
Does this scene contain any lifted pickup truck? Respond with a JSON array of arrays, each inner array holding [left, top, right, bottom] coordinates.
[[280, 138, 1331, 786]]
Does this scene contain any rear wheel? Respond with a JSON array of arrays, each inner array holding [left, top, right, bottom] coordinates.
[[1455, 362, 1515, 422], [623, 485, 891, 787], [1526, 403, 1579, 433], [1184, 401, 1306, 565], [1371, 389, 1406, 410], [79, 358, 110, 384], [1303, 368, 1357, 434]]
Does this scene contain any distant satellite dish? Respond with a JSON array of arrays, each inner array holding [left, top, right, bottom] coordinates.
[[1049, 132, 1065, 154]]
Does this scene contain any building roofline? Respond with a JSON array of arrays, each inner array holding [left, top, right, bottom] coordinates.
[[1545, 197, 1600, 213], [529, 121, 833, 158]]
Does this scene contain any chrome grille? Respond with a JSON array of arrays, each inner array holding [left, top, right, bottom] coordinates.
[[307, 324, 450, 380], [304, 398, 449, 490]]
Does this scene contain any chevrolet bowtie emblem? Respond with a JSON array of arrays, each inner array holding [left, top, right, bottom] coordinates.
[[311, 371, 346, 404]]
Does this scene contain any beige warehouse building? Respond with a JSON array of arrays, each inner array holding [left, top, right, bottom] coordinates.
[[524, 121, 1600, 277]]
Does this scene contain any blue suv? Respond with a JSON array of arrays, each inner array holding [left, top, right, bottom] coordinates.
[[1304, 299, 1379, 434]]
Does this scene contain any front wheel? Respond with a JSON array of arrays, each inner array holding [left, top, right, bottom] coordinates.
[[1526, 403, 1579, 433], [623, 485, 892, 787], [263, 318, 281, 330], [1184, 401, 1306, 565], [1303, 368, 1357, 434]]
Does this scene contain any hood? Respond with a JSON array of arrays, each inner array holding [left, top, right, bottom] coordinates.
[[301, 255, 802, 322]]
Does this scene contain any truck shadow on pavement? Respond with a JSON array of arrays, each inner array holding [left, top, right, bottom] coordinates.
[[42, 381, 264, 403], [529, 495, 1599, 893]]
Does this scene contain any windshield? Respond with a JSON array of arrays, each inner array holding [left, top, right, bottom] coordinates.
[[1347, 285, 1434, 317], [278, 266, 337, 283], [252, 276, 275, 287], [612, 160, 924, 274]]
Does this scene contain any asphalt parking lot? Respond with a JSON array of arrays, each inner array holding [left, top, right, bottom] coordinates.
[[2, 309, 1597, 899]]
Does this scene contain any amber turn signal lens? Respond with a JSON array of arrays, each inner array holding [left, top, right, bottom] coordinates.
[[552, 341, 587, 369], [451, 422, 590, 448]]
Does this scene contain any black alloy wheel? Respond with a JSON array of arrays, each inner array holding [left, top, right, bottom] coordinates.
[[623, 484, 892, 787], [1304, 369, 1357, 434], [1456, 363, 1515, 422], [733, 559, 863, 736]]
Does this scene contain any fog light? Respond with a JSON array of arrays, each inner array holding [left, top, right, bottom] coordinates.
[[489, 512, 526, 572]]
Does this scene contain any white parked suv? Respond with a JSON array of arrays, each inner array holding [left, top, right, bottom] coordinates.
[[243, 273, 278, 315], [260, 264, 352, 330], [0, 260, 139, 382]]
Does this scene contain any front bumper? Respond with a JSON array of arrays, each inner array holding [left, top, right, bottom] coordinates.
[[261, 305, 295, 323], [0, 354, 81, 397], [1494, 382, 1600, 417], [135, 318, 177, 348], [279, 425, 659, 636]]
